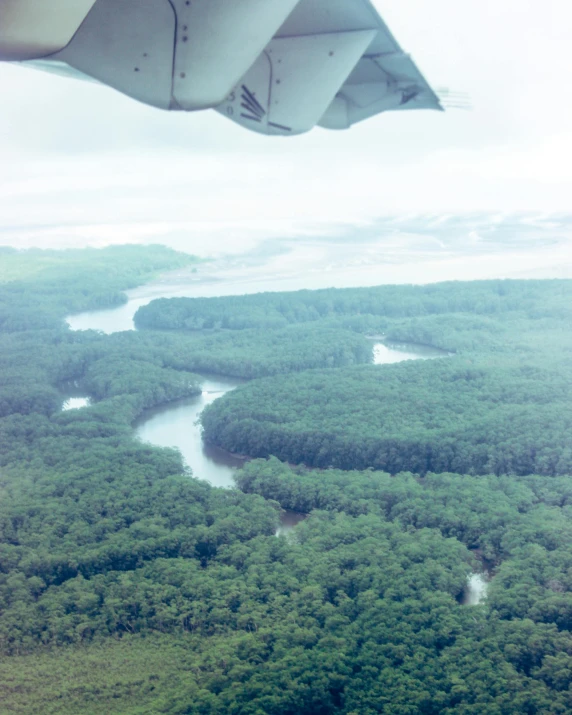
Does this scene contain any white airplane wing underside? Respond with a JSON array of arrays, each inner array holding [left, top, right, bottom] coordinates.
[[217, 0, 442, 135], [1, 0, 443, 136]]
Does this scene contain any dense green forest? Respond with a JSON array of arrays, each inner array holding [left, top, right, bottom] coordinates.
[[99, 325, 374, 380], [202, 360, 572, 476], [2, 250, 572, 714], [0, 244, 198, 331], [134, 278, 571, 337], [199, 279, 572, 477]]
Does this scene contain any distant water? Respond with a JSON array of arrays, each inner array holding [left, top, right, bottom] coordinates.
[[62, 397, 90, 411], [65, 211, 572, 334], [373, 342, 450, 364], [462, 573, 489, 605]]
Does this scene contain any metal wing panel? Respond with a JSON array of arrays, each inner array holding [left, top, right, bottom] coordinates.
[[274, 0, 442, 131], [374, 54, 436, 91], [276, 0, 379, 35], [53, 0, 176, 110], [316, 0, 442, 129], [19, 0, 301, 112], [170, 0, 302, 110], [2, 0, 443, 135], [0, 0, 96, 60], [216, 29, 376, 135], [345, 59, 390, 85]]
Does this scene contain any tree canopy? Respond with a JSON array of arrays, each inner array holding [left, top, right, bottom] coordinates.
[[1, 253, 572, 714]]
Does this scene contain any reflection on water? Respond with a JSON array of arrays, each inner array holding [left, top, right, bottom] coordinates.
[[66, 294, 157, 333], [135, 343, 438, 495], [62, 397, 90, 411], [462, 573, 489, 605], [133, 376, 244, 489], [373, 342, 450, 364], [69, 278, 453, 536]]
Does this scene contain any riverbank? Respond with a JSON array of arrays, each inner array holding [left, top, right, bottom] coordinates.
[[131, 343, 444, 484]]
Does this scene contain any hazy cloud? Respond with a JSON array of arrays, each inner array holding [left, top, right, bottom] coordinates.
[[1, 0, 571, 250]]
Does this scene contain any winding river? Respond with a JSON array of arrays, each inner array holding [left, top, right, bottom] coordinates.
[[131, 341, 444, 491], [65, 285, 485, 598], [66, 287, 448, 493], [133, 375, 245, 489]]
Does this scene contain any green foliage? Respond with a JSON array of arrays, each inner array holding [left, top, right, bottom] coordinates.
[[2, 253, 572, 713], [138, 325, 374, 378], [134, 279, 572, 334], [203, 359, 572, 476], [0, 244, 199, 330], [0, 244, 198, 286], [193, 279, 572, 478], [4, 509, 572, 713]]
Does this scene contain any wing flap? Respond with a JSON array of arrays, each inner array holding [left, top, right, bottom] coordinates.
[[317, 3, 443, 130], [276, 0, 379, 35], [216, 29, 377, 135], [218, 0, 442, 134], [6, 0, 443, 135], [171, 0, 302, 110]]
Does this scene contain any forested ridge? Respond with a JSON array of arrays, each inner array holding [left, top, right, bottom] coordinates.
[[2, 251, 572, 714]]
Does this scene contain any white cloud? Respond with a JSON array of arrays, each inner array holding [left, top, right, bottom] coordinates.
[[1, 0, 571, 248]]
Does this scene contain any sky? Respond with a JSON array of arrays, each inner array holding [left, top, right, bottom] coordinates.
[[1, 0, 571, 253]]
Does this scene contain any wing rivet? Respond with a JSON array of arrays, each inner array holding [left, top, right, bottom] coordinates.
[[329, 51, 334, 56], [134, 67, 139, 72], [180, 72, 186, 78], [182, 36, 188, 42]]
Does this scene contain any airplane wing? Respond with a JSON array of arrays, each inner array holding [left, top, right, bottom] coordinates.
[[1, 0, 443, 136]]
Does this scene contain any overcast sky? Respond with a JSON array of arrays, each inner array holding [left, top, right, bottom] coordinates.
[[1, 0, 571, 252]]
